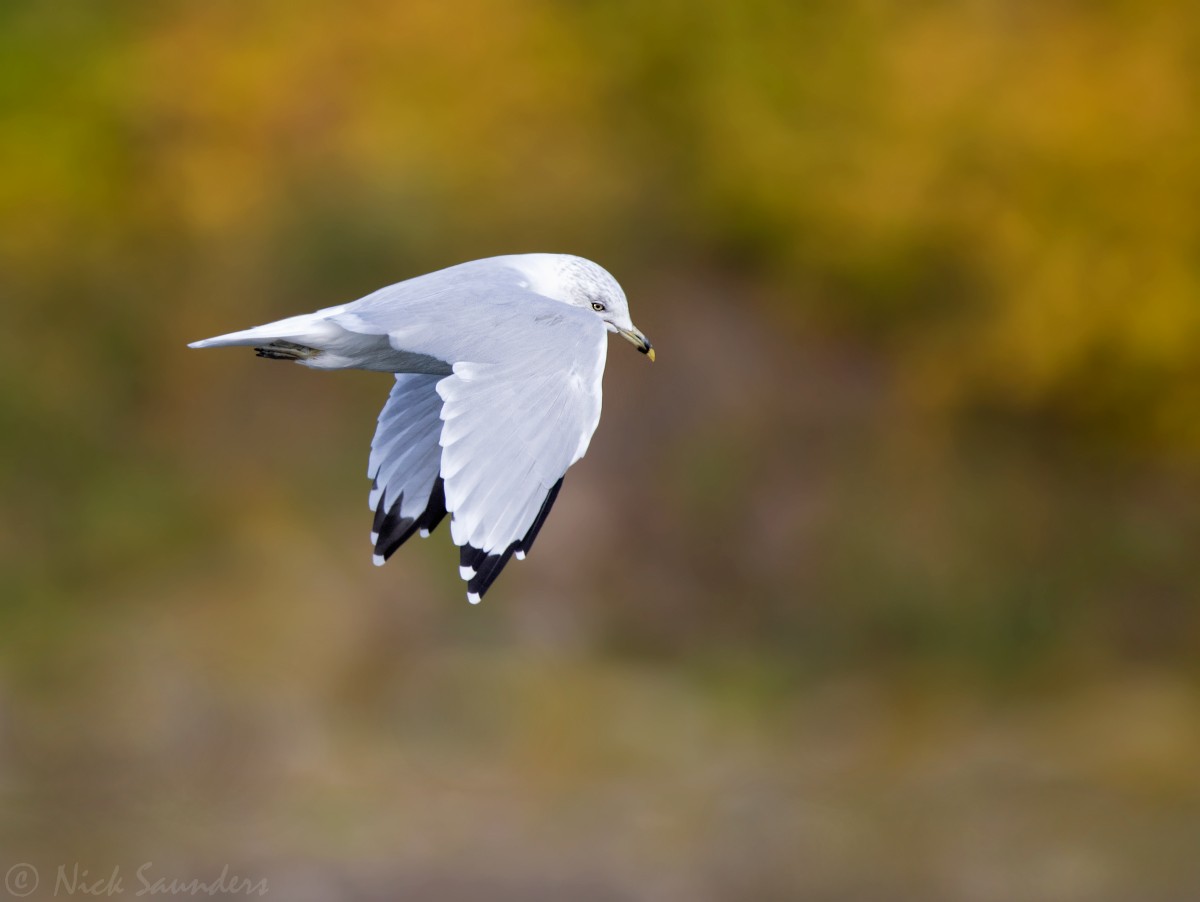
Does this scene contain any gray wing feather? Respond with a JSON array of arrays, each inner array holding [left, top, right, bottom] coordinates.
[[368, 374, 446, 562], [436, 316, 606, 557], [336, 265, 608, 597]]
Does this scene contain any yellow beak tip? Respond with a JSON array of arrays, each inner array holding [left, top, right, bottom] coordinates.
[[646, 347, 656, 363]]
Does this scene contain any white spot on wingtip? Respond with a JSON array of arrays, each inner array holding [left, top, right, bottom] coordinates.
[[467, 592, 481, 605], [419, 528, 430, 538], [459, 565, 475, 580], [370, 531, 379, 544], [514, 549, 526, 560], [372, 554, 386, 567]]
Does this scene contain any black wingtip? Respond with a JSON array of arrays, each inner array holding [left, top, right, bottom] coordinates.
[[464, 542, 519, 601], [517, 477, 564, 557], [374, 490, 419, 561], [371, 477, 450, 564], [421, 477, 448, 536], [456, 476, 566, 601], [460, 542, 488, 574]]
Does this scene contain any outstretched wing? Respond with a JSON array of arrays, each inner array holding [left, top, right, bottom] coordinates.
[[437, 340, 604, 601], [334, 266, 608, 602], [368, 374, 448, 564]]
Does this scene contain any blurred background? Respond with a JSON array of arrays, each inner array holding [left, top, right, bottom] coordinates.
[[2, 1, 1198, 899]]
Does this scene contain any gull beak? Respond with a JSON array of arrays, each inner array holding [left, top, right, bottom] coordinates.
[[618, 326, 655, 362]]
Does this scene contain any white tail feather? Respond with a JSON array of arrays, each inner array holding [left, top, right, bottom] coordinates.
[[188, 310, 341, 349]]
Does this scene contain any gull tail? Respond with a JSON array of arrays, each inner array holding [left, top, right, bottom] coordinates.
[[188, 310, 341, 350]]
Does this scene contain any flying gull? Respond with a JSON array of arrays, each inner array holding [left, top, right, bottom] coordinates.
[[189, 254, 654, 603]]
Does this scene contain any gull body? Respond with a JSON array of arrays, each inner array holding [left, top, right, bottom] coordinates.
[[190, 254, 653, 603]]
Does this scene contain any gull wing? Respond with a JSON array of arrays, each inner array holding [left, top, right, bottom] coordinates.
[[334, 271, 607, 602], [368, 373, 448, 564], [436, 339, 604, 602]]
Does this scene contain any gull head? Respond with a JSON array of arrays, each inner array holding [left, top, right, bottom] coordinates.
[[512, 254, 655, 361]]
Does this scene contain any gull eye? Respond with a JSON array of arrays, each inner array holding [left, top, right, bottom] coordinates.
[[591, 301, 606, 312]]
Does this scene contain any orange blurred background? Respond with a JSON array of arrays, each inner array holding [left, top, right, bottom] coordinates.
[[2, 2, 1198, 899]]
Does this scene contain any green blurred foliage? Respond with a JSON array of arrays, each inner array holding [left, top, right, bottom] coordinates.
[[1, 1, 1199, 896], [1, 0, 1197, 685], [4, 1, 1198, 448]]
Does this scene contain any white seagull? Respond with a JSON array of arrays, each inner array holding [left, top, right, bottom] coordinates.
[[189, 254, 654, 603]]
